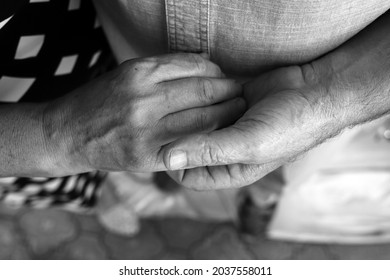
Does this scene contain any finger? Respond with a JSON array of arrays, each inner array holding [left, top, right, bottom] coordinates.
[[149, 53, 225, 82], [158, 97, 246, 143], [158, 78, 242, 115], [162, 122, 258, 170], [167, 161, 280, 190]]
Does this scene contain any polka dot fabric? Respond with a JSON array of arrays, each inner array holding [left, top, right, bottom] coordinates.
[[0, 0, 113, 102], [0, 0, 114, 210]]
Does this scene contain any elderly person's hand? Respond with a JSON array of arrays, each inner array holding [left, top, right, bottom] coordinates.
[[46, 53, 246, 176], [162, 11, 390, 190], [163, 64, 342, 189], [4, 53, 245, 177]]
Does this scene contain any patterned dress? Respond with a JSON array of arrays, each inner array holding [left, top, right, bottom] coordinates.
[[0, 0, 114, 210]]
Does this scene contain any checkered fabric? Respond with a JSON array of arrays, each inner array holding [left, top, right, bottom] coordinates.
[[0, 0, 114, 210]]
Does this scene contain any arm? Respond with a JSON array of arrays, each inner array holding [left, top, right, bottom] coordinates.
[[309, 10, 390, 128], [162, 10, 390, 190], [0, 103, 58, 177]]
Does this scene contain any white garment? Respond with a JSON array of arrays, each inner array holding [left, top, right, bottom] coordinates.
[[269, 116, 390, 243]]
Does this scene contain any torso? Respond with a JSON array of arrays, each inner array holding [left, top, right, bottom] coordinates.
[[94, 0, 390, 77]]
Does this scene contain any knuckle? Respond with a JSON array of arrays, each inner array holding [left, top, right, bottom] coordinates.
[[127, 99, 149, 126], [197, 78, 214, 104], [189, 53, 207, 72], [145, 57, 162, 71], [121, 58, 156, 81], [132, 57, 157, 69], [300, 63, 320, 88], [200, 141, 221, 165]]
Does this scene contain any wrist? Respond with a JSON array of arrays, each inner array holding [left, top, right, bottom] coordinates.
[[309, 51, 390, 128], [41, 98, 92, 176], [296, 60, 350, 140], [306, 12, 390, 128]]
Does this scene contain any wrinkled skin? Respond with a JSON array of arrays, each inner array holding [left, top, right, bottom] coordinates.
[[164, 65, 346, 190], [44, 53, 246, 175]]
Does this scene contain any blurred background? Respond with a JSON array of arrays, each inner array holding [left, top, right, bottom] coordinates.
[[2, 170, 390, 260]]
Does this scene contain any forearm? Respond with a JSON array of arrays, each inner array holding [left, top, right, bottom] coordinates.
[[0, 102, 83, 177], [308, 10, 390, 127]]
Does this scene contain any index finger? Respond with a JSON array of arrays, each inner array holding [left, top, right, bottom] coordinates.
[[148, 53, 225, 82]]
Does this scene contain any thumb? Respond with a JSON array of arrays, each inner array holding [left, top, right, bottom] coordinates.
[[163, 126, 253, 170]]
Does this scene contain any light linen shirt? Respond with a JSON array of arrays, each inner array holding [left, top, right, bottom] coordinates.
[[93, 0, 390, 77]]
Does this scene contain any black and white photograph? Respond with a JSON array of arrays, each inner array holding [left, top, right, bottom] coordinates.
[[0, 0, 390, 278]]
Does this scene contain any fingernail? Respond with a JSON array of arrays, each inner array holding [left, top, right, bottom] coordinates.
[[169, 150, 187, 169]]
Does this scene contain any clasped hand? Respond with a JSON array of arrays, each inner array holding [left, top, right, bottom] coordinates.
[[47, 52, 346, 188], [163, 64, 347, 189], [44, 53, 245, 175]]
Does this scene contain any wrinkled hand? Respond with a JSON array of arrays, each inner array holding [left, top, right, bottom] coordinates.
[[163, 65, 346, 189], [44, 53, 245, 175]]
